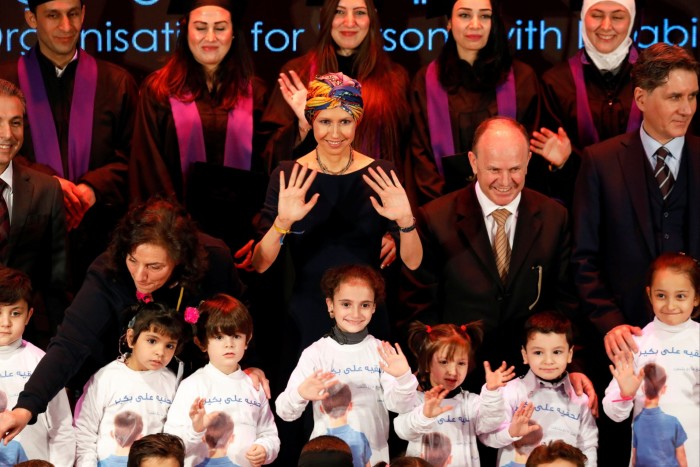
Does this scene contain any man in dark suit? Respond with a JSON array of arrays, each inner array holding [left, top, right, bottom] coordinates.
[[0, 79, 67, 347], [0, 0, 137, 289], [403, 116, 579, 378], [573, 43, 700, 359]]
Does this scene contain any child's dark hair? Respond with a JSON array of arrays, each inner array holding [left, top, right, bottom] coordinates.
[[648, 252, 700, 318], [386, 456, 432, 467], [204, 412, 234, 449], [526, 440, 587, 467], [407, 320, 483, 390], [642, 362, 667, 399], [321, 383, 352, 418], [0, 266, 32, 306], [320, 264, 386, 303], [194, 293, 253, 347], [523, 311, 574, 347], [128, 433, 185, 467], [298, 435, 353, 467], [113, 411, 144, 448], [422, 432, 452, 467], [123, 302, 187, 354]]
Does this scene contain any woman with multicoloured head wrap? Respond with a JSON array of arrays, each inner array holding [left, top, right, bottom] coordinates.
[[253, 73, 423, 467], [259, 0, 410, 175], [304, 73, 364, 126]]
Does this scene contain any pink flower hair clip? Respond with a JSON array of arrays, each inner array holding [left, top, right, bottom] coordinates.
[[184, 306, 200, 324]]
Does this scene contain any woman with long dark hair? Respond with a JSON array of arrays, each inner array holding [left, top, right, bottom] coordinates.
[[260, 0, 410, 174], [129, 0, 267, 203], [406, 0, 541, 206]]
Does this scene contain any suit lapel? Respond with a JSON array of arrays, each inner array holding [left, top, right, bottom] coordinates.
[[8, 164, 33, 257], [685, 136, 700, 257], [619, 134, 656, 257], [455, 185, 503, 286], [508, 191, 542, 286]]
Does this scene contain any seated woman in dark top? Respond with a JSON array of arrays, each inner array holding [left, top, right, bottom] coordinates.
[[406, 0, 541, 206], [0, 197, 244, 441], [253, 72, 422, 350]]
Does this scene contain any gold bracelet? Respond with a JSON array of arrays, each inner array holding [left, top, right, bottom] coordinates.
[[273, 223, 292, 235]]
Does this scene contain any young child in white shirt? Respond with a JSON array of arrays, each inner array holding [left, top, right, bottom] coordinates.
[[165, 294, 279, 467], [483, 311, 598, 466], [275, 264, 419, 466], [394, 321, 525, 466], [603, 252, 700, 467], [0, 267, 74, 466], [127, 433, 186, 467], [74, 302, 187, 466]]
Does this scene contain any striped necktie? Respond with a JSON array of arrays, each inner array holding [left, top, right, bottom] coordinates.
[[654, 146, 674, 200], [492, 208, 511, 282]]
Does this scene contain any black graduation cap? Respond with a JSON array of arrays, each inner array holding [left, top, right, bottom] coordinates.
[[167, 0, 247, 17]]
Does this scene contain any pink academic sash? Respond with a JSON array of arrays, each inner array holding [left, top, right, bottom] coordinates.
[[170, 83, 253, 183], [426, 59, 516, 175], [17, 47, 97, 181], [568, 48, 641, 147]]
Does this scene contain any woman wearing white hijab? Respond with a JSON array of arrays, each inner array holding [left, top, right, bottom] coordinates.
[[529, 0, 637, 207]]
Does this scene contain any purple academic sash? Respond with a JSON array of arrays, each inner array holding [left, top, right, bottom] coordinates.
[[17, 47, 97, 181], [568, 48, 641, 147], [170, 83, 254, 182], [425, 60, 517, 175]]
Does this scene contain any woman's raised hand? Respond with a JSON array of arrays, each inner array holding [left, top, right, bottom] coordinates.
[[277, 163, 319, 229], [363, 167, 414, 227], [278, 70, 309, 126], [530, 127, 572, 168]]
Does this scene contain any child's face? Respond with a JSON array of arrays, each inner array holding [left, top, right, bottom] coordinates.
[[141, 456, 181, 467], [0, 300, 32, 347], [521, 332, 573, 380], [326, 279, 376, 333], [205, 332, 247, 375], [429, 347, 469, 392], [647, 268, 700, 326], [126, 327, 178, 371]]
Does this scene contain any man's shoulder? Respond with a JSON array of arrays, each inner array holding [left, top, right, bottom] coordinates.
[[585, 131, 637, 157], [12, 160, 61, 190], [94, 57, 137, 87], [521, 188, 568, 218], [422, 187, 469, 215]]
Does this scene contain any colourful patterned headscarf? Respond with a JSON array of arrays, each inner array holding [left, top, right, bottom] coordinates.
[[304, 72, 364, 125]]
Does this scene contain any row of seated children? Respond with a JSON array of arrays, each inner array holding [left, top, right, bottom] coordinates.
[[0, 251, 698, 466]]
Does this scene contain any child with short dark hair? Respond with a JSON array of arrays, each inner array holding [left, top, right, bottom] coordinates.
[[482, 311, 598, 466], [603, 252, 700, 467], [0, 266, 74, 466], [74, 302, 186, 465], [128, 433, 185, 467], [298, 435, 353, 467], [525, 440, 587, 467], [164, 294, 279, 467]]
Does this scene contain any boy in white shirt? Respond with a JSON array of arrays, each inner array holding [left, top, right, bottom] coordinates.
[[0, 266, 75, 466]]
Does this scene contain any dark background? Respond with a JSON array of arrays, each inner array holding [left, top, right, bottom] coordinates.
[[1, 0, 699, 86]]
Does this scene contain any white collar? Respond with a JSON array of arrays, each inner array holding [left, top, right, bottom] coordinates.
[[0, 161, 14, 192]]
